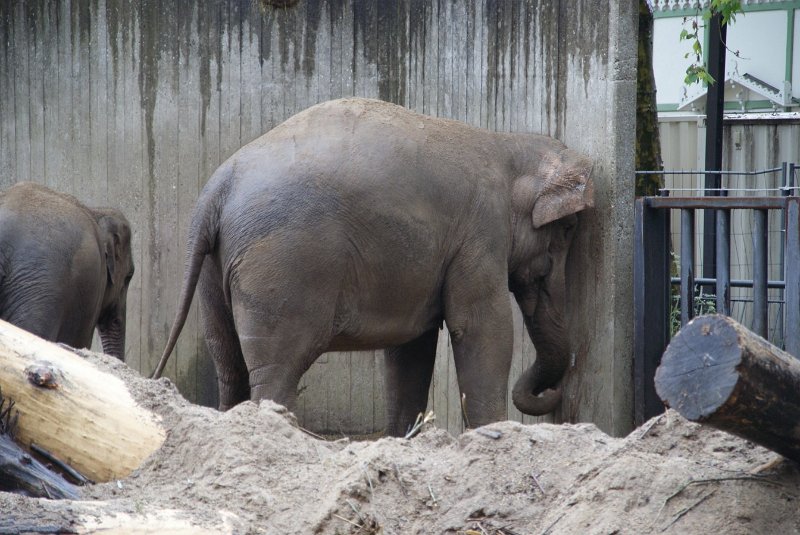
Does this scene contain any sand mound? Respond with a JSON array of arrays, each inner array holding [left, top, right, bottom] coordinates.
[[2, 351, 798, 534]]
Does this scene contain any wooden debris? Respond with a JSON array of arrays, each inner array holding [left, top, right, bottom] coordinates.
[[655, 314, 800, 462], [476, 428, 503, 440]]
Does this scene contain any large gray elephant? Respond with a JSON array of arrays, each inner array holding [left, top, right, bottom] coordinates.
[[0, 182, 134, 359], [153, 98, 593, 436]]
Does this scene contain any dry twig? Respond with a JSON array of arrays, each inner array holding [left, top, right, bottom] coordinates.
[[531, 472, 546, 495], [391, 462, 409, 497], [660, 490, 716, 532], [461, 393, 470, 429], [540, 512, 565, 535], [360, 463, 374, 494], [296, 426, 326, 441], [0, 386, 19, 437], [404, 411, 435, 439], [637, 413, 665, 439], [333, 513, 362, 529], [30, 443, 92, 486], [427, 483, 438, 507], [653, 474, 779, 528]]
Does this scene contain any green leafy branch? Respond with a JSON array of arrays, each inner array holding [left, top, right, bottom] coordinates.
[[680, 0, 743, 85]]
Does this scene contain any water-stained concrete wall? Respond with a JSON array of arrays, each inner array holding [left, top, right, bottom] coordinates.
[[0, 0, 637, 436]]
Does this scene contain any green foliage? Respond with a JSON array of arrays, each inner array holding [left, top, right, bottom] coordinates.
[[668, 253, 717, 337], [679, 0, 743, 86]]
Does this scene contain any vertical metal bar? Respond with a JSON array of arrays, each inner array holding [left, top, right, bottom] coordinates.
[[778, 163, 789, 347], [716, 206, 730, 316], [681, 209, 695, 327], [782, 162, 789, 196], [785, 198, 800, 357], [634, 198, 670, 425], [753, 209, 769, 338], [702, 10, 728, 280]]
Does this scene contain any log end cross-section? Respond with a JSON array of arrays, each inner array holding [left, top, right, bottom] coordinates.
[[656, 314, 800, 463]]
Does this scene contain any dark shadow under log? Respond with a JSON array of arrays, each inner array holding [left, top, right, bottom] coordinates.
[[655, 314, 800, 463]]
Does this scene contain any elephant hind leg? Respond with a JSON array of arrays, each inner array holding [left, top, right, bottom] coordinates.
[[383, 329, 439, 437], [231, 297, 334, 413], [198, 259, 249, 410]]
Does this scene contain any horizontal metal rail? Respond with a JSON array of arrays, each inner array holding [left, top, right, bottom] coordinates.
[[670, 277, 787, 290], [636, 167, 783, 176], [647, 196, 788, 210]]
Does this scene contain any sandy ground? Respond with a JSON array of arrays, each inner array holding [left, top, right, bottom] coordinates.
[[2, 351, 800, 534]]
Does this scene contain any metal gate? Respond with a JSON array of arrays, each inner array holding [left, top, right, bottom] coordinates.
[[633, 162, 800, 425]]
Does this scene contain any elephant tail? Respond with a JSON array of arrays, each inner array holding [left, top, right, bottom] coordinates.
[[151, 172, 229, 380]]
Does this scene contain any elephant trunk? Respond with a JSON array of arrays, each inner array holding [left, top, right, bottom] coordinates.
[[512, 272, 570, 416], [98, 308, 126, 360]]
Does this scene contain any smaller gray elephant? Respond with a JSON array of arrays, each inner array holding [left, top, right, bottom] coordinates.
[[0, 182, 134, 359]]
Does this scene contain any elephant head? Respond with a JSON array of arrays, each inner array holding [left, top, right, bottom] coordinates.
[[93, 209, 134, 360], [508, 143, 593, 415]]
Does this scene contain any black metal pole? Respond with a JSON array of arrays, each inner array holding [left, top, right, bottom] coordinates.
[[702, 10, 728, 279]]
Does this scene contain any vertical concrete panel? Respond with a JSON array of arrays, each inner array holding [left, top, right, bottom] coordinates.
[[0, 3, 15, 189], [174, 3, 202, 404], [12, 2, 30, 181], [41, 2, 61, 191], [27, 2, 45, 183], [559, 0, 636, 435], [87, 0, 109, 206]]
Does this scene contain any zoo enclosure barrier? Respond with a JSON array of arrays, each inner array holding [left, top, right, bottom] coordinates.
[[633, 162, 800, 425]]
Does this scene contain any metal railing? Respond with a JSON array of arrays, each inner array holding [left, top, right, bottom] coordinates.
[[633, 162, 799, 424]]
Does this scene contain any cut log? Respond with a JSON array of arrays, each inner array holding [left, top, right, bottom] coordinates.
[[655, 314, 800, 463], [0, 319, 166, 482]]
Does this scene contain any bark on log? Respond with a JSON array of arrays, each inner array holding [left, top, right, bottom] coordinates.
[[655, 314, 800, 462], [0, 430, 80, 499], [0, 319, 166, 482]]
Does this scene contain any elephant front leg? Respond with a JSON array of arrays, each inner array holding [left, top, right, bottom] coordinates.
[[383, 329, 439, 437], [447, 289, 514, 430]]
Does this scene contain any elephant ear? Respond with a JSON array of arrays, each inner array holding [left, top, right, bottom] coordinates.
[[96, 213, 123, 285], [531, 148, 594, 229]]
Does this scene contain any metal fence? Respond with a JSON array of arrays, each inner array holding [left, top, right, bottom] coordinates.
[[634, 162, 800, 424]]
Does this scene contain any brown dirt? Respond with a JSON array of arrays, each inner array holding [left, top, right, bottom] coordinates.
[[2, 351, 799, 534]]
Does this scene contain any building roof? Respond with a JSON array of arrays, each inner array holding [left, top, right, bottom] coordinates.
[[677, 72, 799, 112]]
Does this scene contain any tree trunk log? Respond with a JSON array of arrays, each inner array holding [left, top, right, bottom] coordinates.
[[0, 319, 166, 482], [655, 314, 800, 462]]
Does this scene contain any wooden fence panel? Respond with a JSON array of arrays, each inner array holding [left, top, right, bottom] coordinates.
[[0, 0, 631, 436]]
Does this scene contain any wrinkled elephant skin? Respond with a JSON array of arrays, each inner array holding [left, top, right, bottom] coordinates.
[[154, 98, 593, 436], [0, 183, 134, 360]]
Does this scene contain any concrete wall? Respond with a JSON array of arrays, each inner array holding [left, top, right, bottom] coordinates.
[[0, 0, 637, 436]]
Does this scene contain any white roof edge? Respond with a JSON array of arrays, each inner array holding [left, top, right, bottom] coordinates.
[[650, 0, 787, 13], [677, 72, 798, 111]]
